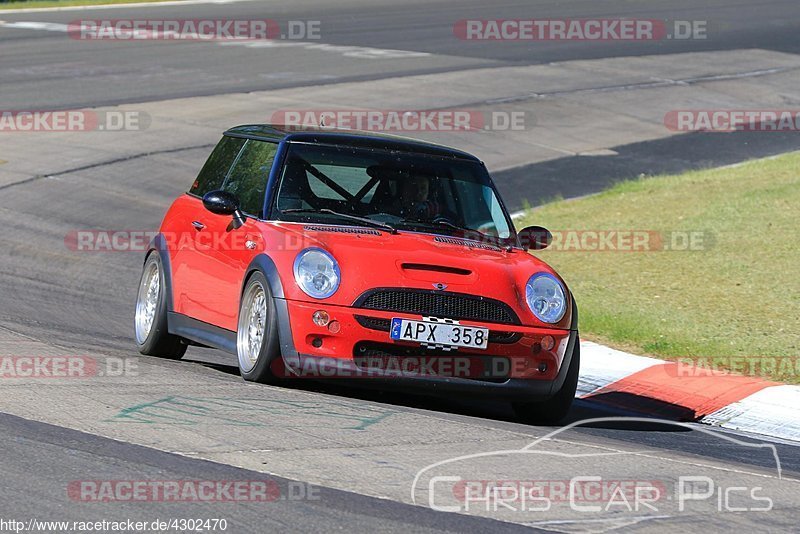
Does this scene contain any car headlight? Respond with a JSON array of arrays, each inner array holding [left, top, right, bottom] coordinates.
[[525, 273, 567, 323], [293, 248, 341, 299]]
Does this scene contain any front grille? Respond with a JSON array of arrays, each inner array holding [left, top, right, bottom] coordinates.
[[488, 331, 523, 344], [353, 289, 520, 325], [353, 342, 509, 383], [354, 315, 393, 331], [354, 315, 523, 344]]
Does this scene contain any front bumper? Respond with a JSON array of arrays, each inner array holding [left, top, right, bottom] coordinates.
[[273, 297, 578, 401]]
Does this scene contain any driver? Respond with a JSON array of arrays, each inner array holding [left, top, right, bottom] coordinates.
[[399, 174, 440, 220]]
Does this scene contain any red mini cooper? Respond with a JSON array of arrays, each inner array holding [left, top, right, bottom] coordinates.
[[135, 125, 579, 423]]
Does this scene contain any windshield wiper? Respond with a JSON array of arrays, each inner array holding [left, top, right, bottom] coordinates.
[[281, 208, 398, 234], [403, 217, 479, 236], [430, 219, 479, 235]]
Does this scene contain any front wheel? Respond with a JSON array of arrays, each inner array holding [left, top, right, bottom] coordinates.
[[237, 272, 282, 383], [134, 253, 187, 359], [512, 333, 580, 425]]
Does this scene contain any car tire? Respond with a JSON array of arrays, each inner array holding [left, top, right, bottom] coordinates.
[[237, 271, 282, 384], [134, 253, 187, 359], [512, 333, 580, 425]]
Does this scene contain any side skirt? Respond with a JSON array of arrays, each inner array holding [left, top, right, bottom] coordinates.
[[168, 312, 237, 355]]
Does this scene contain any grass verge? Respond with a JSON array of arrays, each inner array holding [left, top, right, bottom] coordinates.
[[518, 152, 800, 383]]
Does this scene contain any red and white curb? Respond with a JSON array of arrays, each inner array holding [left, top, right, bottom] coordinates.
[[577, 341, 800, 443]]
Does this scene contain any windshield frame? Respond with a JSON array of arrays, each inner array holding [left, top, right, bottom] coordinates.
[[267, 141, 519, 247]]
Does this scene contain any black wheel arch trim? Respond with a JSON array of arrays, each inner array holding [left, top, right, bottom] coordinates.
[[545, 292, 578, 396], [243, 254, 285, 299], [145, 244, 300, 362], [244, 254, 300, 366], [146, 233, 174, 313]]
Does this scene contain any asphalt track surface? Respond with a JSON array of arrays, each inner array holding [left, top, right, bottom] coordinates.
[[1, 0, 799, 110], [0, 0, 799, 531], [0, 412, 539, 533]]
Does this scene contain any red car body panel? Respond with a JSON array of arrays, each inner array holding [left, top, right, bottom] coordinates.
[[148, 125, 578, 395], [160, 193, 573, 381], [165, 194, 262, 329]]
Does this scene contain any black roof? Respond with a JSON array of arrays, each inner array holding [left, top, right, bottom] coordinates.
[[223, 124, 481, 162]]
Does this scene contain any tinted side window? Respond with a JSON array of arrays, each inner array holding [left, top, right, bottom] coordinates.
[[189, 136, 246, 197], [223, 140, 279, 217]]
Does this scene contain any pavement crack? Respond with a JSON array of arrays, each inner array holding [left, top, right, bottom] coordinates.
[[0, 143, 214, 192]]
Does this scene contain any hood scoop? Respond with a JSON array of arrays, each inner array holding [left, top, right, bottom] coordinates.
[[434, 236, 502, 252], [304, 225, 380, 235], [401, 263, 472, 276]]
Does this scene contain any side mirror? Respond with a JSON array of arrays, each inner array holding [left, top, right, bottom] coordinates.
[[517, 225, 552, 251], [202, 190, 246, 229], [203, 190, 239, 215]]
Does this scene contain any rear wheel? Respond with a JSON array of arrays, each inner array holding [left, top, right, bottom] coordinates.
[[512, 334, 580, 425], [134, 253, 187, 359], [237, 272, 281, 383]]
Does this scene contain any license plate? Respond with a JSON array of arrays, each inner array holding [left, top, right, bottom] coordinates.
[[390, 317, 489, 350]]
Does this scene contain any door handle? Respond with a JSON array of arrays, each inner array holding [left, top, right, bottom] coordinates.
[[191, 221, 205, 230]]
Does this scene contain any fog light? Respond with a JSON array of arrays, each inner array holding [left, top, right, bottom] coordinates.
[[537, 362, 548, 373], [311, 337, 323, 348], [541, 335, 555, 351], [312, 310, 330, 327], [328, 320, 341, 334]]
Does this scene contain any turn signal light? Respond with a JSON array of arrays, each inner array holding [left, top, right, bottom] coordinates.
[[312, 310, 330, 327]]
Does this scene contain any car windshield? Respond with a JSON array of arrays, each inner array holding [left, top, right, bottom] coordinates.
[[272, 142, 514, 243]]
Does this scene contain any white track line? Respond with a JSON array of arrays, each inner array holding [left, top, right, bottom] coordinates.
[[0, 0, 256, 14], [0, 20, 431, 60], [703, 385, 800, 442], [0, 21, 69, 32], [577, 341, 663, 397], [218, 40, 430, 59]]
